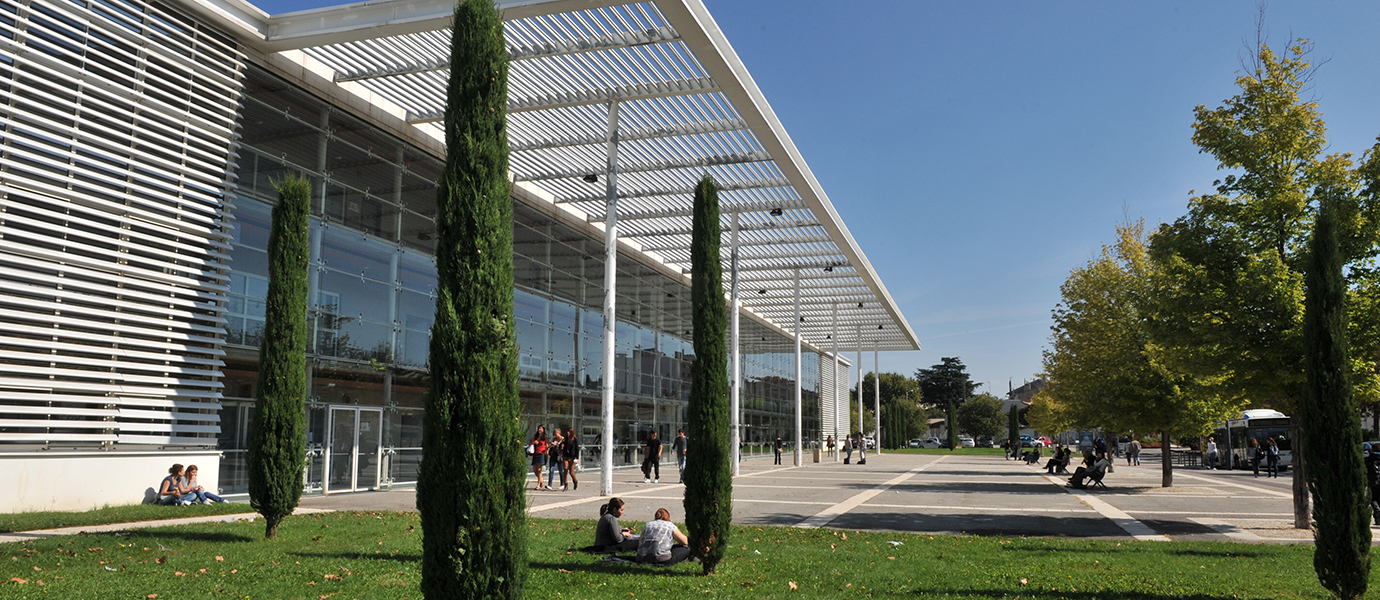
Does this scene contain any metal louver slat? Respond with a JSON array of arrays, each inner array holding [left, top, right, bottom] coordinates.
[[0, 0, 244, 449]]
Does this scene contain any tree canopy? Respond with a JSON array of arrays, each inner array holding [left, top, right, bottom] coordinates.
[[956, 394, 1006, 439]]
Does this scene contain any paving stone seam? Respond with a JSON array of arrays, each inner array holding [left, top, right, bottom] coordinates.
[[793, 456, 946, 529]]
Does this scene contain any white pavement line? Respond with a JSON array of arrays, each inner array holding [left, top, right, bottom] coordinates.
[[794, 457, 946, 529], [1189, 517, 1265, 542], [1126, 511, 1294, 517], [629, 495, 832, 506], [527, 484, 681, 514], [0, 507, 333, 545], [739, 465, 801, 478], [1174, 472, 1293, 498], [865, 503, 1094, 513], [1042, 475, 1170, 542]]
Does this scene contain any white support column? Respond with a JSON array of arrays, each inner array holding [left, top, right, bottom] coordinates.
[[831, 303, 839, 461], [856, 326, 863, 448], [874, 344, 881, 454], [793, 268, 802, 466], [729, 212, 741, 475], [600, 100, 620, 496]]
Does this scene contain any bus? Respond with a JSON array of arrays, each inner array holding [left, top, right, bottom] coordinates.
[[1218, 409, 1292, 471]]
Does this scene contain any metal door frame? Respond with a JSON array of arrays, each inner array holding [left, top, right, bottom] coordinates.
[[324, 406, 383, 494]]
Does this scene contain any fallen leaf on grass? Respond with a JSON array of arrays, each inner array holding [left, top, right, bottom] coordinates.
[[558, 568, 572, 573], [888, 557, 895, 560], [88, 547, 103, 552], [155, 556, 166, 564], [1020, 578, 1029, 586], [789, 581, 798, 590], [104, 566, 117, 572], [10, 577, 28, 584], [841, 533, 847, 541], [174, 572, 185, 577], [215, 556, 223, 562], [230, 570, 237, 574], [147, 595, 158, 599], [324, 574, 342, 581]]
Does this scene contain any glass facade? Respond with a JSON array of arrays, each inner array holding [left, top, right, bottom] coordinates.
[[217, 64, 820, 495]]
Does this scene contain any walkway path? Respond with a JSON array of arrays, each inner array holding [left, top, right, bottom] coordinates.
[[0, 507, 332, 545], [4, 451, 1322, 544]]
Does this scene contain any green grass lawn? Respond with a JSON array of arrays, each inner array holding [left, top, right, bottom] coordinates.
[[0, 503, 256, 533], [0, 511, 1360, 599]]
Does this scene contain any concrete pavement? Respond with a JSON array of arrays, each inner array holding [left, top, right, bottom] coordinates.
[[297, 449, 1322, 543]]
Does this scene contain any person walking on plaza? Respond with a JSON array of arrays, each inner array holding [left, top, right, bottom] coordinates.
[[642, 431, 662, 483], [1265, 437, 1280, 478], [773, 434, 784, 465], [563, 427, 580, 491], [844, 435, 853, 464], [1205, 436, 1219, 470], [826, 435, 835, 459], [1365, 443, 1380, 526], [1129, 439, 1141, 466], [547, 429, 565, 491], [529, 426, 549, 491], [672, 430, 687, 483], [855, 432, 866, 464], [1247, 438, 1261, 478]]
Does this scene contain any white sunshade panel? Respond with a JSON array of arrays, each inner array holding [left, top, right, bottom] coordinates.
[[0, 0, 244, 448], [295, 0, 914, 351]]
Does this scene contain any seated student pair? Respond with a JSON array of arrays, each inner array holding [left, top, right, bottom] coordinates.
[[593, 498, 693, 566], [158, 463, 226, 506], [1066, 450, 1110, 489]]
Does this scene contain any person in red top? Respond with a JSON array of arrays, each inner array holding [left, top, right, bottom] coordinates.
[[530, 426, 549, 491]]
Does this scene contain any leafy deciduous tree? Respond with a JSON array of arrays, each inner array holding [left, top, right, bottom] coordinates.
[[957, 393, 1007, 440]]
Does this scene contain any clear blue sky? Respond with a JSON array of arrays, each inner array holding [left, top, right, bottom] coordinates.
[[255, 0, 1380, 393]]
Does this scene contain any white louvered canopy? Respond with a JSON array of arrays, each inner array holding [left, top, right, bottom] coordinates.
[[203, 0, 919, 352]]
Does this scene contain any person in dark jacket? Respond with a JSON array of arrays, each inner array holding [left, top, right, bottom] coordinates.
[[1365, 443, 1380, 526], [563, 428, 580, 491], [773, 435, 784, 465], [642, 432, 661, 483]]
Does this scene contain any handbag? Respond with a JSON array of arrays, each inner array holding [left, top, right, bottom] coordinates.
[[525, 443, 535, 456]]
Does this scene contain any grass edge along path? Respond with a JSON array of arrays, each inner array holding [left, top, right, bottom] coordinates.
[[0, 502, 257, 534], [1, 511, 1365, 599]]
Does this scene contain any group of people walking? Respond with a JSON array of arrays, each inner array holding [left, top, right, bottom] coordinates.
[[528, 425, 581, 491], [1244, 437, 1281, 477]]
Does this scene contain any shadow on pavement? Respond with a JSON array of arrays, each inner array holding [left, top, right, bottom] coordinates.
[[828, 512, 1125, 538]]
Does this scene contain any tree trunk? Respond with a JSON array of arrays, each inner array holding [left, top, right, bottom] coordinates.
[[1160, 429, 1173, 488], [1292, 421, 1310, 529], [265, 518, 279, 541]]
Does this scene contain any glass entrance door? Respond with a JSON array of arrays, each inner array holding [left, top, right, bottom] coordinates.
[[325, 407, 383, 493]]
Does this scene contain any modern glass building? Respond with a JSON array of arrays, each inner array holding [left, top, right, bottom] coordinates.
[[0, 0, 918, 511]]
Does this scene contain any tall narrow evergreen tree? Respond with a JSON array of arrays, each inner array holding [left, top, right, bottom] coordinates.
[[416, 1, 524, 597], [247, 175, 310, 540], [683, 175, 731, 575], [946, 401, 958, 451], [1302, 195, 1371, 600]]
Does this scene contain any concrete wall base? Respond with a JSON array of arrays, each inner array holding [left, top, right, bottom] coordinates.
[[0, 450, 221, 513]]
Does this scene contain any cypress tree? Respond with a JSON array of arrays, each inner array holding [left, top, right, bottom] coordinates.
[[247, 175, 310, 540], [684, 175, 731, 575], [416, 1, 525, 597], [1301, 196, 1371, 600]]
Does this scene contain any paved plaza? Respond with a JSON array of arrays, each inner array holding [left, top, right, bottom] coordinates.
[[300, 449, 1321, 543]]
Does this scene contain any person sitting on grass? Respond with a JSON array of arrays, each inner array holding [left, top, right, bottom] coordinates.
[[636, 507, 691, 566], [1068, 450, 1110, 489], [593, 497, 640, 553], [158, 464, 198, 506], [181, 465, 225, 504]]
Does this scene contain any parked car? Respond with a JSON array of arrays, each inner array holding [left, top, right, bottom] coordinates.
[[863, 436, 875, 449], [975, 436, 994, 448], [916, 437, 944, 449], [908, 438, 923, 448], [1019, 434, 1044, 448], [1037, 436, 1053, 447], [957, 435, 976, 448]]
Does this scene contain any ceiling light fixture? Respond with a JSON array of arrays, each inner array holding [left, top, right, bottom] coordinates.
[[769, 208, 783, 217], [582, 174, 599, 184], [758, 289, 768, 294], [823, 266, 833, 272]]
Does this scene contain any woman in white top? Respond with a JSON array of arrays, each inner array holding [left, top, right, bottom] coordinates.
[[636, 507, 691, 565]]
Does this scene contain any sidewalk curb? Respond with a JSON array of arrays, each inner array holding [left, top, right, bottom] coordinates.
[[0, 507, 334, 544]]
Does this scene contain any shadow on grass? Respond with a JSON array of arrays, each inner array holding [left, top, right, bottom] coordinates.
[[121, 530, 256, 543], [905, 587, 1265, 600], [290, 550, 421, 564], [527, 560, 700, 577], [999, 545, 1273, 558]]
